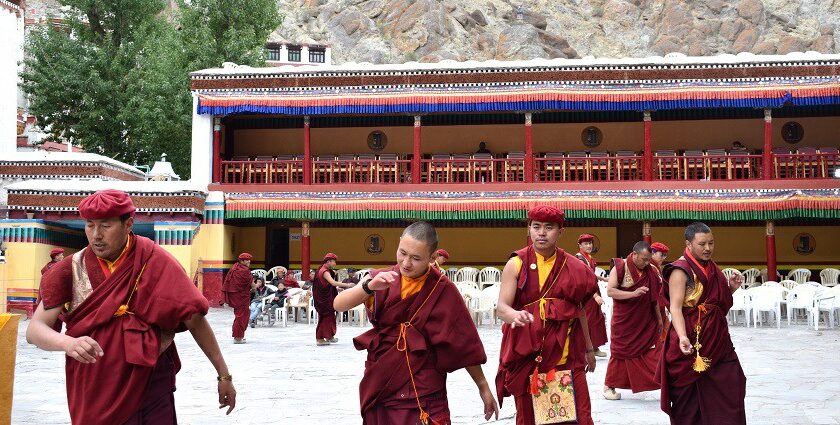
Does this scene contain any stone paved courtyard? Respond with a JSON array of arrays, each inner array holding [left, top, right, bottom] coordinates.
[[11, 307, 840, 424]]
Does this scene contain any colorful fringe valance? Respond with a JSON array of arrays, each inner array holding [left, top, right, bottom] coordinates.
[[223, 189, 840, 221], [197, 77, 840, 116]]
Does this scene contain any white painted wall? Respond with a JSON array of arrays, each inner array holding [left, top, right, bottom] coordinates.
[[0, 6, 23, 153], [190, 93, 213, 187]]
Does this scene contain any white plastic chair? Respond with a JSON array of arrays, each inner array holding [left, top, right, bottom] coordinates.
[[747, 285, 782, 328], [788, 268, 812, 285], [292, 270, 302, 280], [742, 268, 760, 287], [728, 288, 752, 326], [455, 267, 480, 285], [265, 266, 287, 283], [786, 284, 817, 326], [779, 279, 799, 291], [479, 267, 501, 289], [287, 290, 315, 324], [594, 267, 607, 279], [446, 267, 459, 281], [721, 268, 740, 282], [812, 286, 838, 330], [598, 280, 612, 332], [472, 284, 500, 325], [251, 269, 267, 281], [820, 268, 839, 287], [761, 268, 783, 283]]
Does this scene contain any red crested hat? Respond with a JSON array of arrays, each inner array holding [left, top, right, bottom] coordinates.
[[577, 234, 595, 244], [79, 189, 135, 220], [527, 205, 565, 226], [323, 253, 338, 262], [435, 249, 450, 259], [651, 242, 670, 254], [238, 252, 253, 261], [49, 248, 65, 258]]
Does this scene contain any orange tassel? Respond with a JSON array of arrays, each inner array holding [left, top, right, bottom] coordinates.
[[546, 368, 556, 383], [530, 367, 540, 395]]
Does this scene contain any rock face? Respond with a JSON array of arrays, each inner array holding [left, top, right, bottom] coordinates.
[[269, 0, 840, 64]]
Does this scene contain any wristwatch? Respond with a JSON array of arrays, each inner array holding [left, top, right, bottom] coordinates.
[[361, 280, 374, 295], [217, 374, 233, 382]]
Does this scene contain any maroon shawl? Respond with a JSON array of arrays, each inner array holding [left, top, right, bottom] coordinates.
[[353, 265, 486, 414], [496, 246, 598, 405], [658, 249, 735, 412], [313, 264, 338, 316], [39, 234, 209, 424], [222, 262, 252, 308], [610, 253, 661, 359]]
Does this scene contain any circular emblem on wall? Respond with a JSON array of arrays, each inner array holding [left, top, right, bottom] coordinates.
[[581, 126, 602, 148], [365, 234, 384, 255], [367, 131, 387, 151], [781, 121, 804, 144], [793, 233, 815, 255]]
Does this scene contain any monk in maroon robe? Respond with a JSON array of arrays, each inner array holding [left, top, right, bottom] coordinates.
[[26, 189, 236, 425], [335, 221, 498, 424], [313, 253, 353, 345], [496, 206, 599, 425], [223, 252, 253, 343], [431, 248, 449, 271], [575, 233, 609, 357], [603, 241, 663, 400], [651, 241, 671, 343], [41, 248, 65, 275], [658, 222, 745, 425]]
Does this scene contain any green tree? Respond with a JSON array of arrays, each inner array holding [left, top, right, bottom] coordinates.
[[21, 0, 281, 177]]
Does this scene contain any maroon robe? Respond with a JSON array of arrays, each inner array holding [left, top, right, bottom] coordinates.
[[354, 266, 486, 424], [576, 251, 608, 348], [657, 251, 746, 425], [222, 262, 252, 339], [39, 234, 209, 425], [497, 247, 598, 425], [313, 264, 338, 340], [282, 275, 300, 288], [41, 260, 59, 275], [604, 253, 662, 392]]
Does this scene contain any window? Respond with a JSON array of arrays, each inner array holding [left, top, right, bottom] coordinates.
[[266, 47, 281, 61], [288, 47, 301, 62], [309, 49, 326, 63]]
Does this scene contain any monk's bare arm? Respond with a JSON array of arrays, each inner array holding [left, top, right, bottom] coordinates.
[[184, 313, 237, 414], [577, 306, 597, 372], [26, 302, 103, 363], [496, 258, 534, 327], [324, 272, 353, 289], [465, 365, 500, 420], [334, 271, 398, 311], [667, 269, 693, 355], [606, 267, 650, 300]]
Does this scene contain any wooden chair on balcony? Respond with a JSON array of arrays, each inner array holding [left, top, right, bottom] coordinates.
[[429, 154, 451, 183], [450, 154, 472, 182], [796, 147, 820, 178], [705, 149, 729, 180], [818, 147, 839, 178], [273, 155, 294, 184], [249, 155, 274, 184], [376, 154, 400, 183], [471, 153, 494, 183], [614, 150, 640, 180], [772, 148, 795, 179], [589, 151, 612, 181], [353, 154, 376, 183], [655, 150, 680, 180], [542, 152, 565, 182], [226, 156, 249, 183], [683, 150, 706, 180], [333, 154, 356, 183], [504, 151, 525, 182], [312, 155, 335, 184], [565, 151, 589, 181], [728, 149, 754, 179], [287, 155, 304, 183]]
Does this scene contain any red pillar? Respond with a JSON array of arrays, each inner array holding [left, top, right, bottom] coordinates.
[[303, 116, 312, 185], [412, 115, 422, 183], [763, 109, 773, 179], [766, 221, 777, 281], [642, 221, 652, 245], [524, 113, 534, 183], [643, 111, 653, 181], [212, 117, 221, 183], [301, 221, 311, 280]]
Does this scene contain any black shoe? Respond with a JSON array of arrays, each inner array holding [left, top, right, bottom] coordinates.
[[250, 320, 256, 328]]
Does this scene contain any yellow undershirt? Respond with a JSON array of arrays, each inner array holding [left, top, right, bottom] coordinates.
[[400, 268, 431, 299], [512, 250, 573, 366]]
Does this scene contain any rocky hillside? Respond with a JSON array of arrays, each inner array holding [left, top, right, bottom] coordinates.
[[271, 0, 839, 64]]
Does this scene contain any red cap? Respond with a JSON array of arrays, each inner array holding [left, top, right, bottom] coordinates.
[[527, 205, 565, 227], [577, 234, 595, 244], [435, 249, 449, 259], [323, 253, 338, 262], [238, 253, 252, 261], [49, 248, 65, 258], [651, 242, 670, 254], [79, 190, 136, 220]]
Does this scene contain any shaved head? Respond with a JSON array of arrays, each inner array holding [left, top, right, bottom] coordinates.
[[401, 221, 438, 255]]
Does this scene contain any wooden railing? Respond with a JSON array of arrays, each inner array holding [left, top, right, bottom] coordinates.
[[219, 153, 839, 184]]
